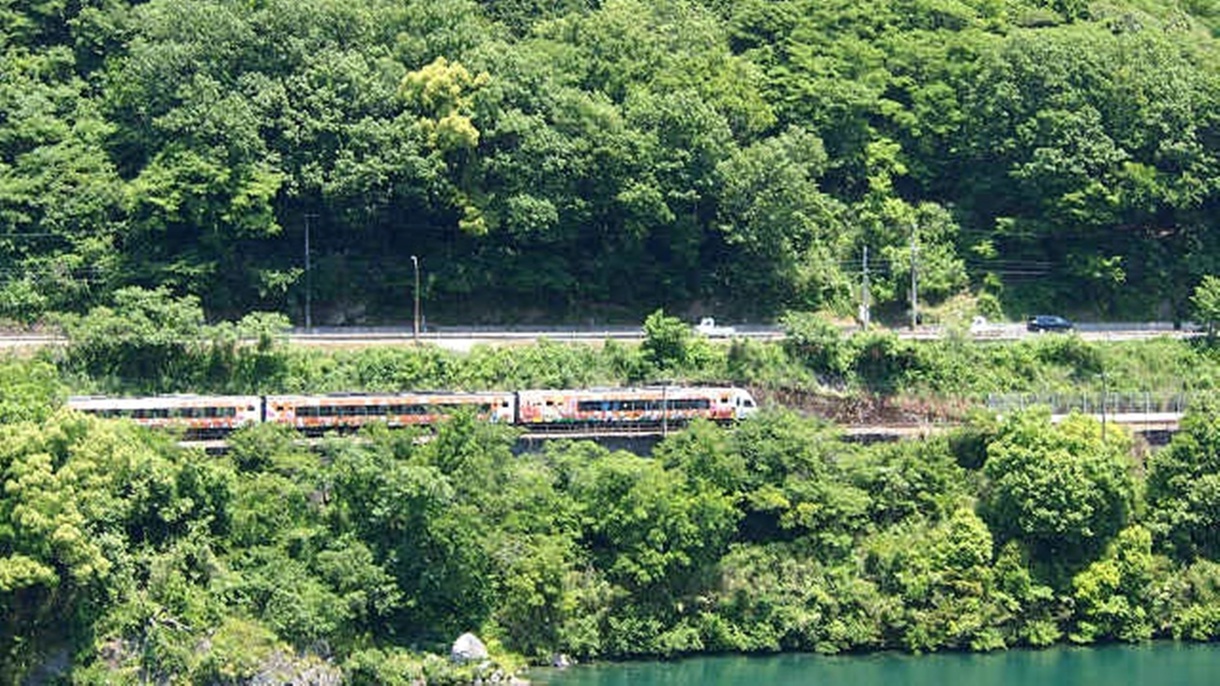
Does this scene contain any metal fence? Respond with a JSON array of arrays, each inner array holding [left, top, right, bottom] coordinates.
[[985, 392, 1190, 415]]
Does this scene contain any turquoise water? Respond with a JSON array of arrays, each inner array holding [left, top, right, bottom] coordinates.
[[532, 643, 1220, 685]]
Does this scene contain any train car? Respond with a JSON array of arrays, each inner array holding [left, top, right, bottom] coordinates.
[[264, 391, 516, 435], [515, 386, 757, 427], [66, 395, 263, 439]]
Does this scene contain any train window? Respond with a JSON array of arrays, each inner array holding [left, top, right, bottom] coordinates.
[[578, 400, 624, 412], [666, 399, 710, 411]]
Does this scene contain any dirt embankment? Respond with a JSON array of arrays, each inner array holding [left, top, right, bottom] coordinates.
[[757, 386, 973, 426]]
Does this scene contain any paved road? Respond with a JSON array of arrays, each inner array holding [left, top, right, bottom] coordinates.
[[285, 322, 1203, 348], [0, 322, 1202, 351]]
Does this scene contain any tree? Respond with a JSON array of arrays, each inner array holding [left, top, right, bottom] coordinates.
[[0, 360, 64, 425], [730, 410, 870, 549], [1070, 525, 1164, 643], [327, 430, 494, 641], [0, 410, 234, 680], [58, 286, 207, 390], [714, 127, 848, 315], [1146, 394, 1220, 560], [0, 47, 125, 320], [1191, 275, 1220, 337], [641, 309, 695, 372], [565, 448, 739, 596], [979, 409, 1135, 577]]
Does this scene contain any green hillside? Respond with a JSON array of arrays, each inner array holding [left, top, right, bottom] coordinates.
[[4, 0, 1219, 325]]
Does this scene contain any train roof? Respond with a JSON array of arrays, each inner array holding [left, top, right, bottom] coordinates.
[[67, 395, 261, 407], [515, 386, 748, 396], [264, 390, 513, 401]]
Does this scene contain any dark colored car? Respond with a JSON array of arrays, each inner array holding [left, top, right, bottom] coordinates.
[[1027, 315, 1074, 332]]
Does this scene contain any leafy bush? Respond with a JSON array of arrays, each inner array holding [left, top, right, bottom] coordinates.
[[781, 311, 850, 378]]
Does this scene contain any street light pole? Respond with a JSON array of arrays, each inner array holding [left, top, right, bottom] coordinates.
[[411, 255, 421, 345], [860, 245, 871, 330]]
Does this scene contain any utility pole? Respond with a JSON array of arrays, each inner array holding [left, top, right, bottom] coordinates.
[[1101, 370, 1108, 442], [304, 213, 316, 332], [910, 223, 919, 331], [661, 385, 668, 437], [411, 255, 421, 345], [860, 245, 871, 329]]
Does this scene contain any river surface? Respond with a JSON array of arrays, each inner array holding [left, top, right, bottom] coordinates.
[[531, 643, 1219, 685]]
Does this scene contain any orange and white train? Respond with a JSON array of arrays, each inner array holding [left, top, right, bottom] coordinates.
[[67, 387, 758, 439]]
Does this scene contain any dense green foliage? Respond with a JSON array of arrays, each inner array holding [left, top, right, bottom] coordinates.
[[10, 341, 1220, 680], [3, 0, 1220, 325]]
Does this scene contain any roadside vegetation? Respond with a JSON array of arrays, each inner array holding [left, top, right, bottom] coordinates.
[[51, 290, 1220, 415]]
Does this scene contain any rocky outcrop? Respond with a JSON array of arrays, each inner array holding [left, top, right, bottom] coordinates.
[[450, 632, 489, 664]]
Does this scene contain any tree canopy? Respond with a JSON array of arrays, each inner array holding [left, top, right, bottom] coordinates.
[[1, 0, 1219, 326]]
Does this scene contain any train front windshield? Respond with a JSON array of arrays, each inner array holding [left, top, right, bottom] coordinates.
[[735, 391, 759, 418]]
